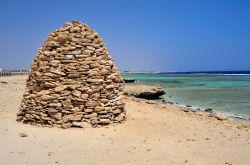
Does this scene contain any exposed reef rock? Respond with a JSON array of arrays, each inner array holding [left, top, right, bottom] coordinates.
[[124, 85, 165, 99]]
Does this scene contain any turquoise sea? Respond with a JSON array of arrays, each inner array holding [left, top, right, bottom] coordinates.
[[122, 73, 250, 120]]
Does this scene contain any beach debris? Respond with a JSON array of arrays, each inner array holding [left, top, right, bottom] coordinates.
[[209, 113, 228, 121], [146, 100, 157, 104], [205, 108, 213, 113], [18, 151, 26, 154], [0, 81, 7, 84], [204, 137, 211, 140], [123, 78, 137, 83], [19, 132, 28, 137], [48, 152, 52, 156], [17, 20, 126, 128], [180, 108, 196, 113], [124, 85, 165, 99], [236, 124, 250, 130], [214, 114, 228, 121], [181, 108, 190, 113]]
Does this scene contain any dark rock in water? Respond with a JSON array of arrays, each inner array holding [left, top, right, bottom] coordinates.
[[196, 108, 201, 111], [205, 108, 213, 113], [124, 85, 165, 100], [186, 105, 192, 107], [123, 78, 137, 83]]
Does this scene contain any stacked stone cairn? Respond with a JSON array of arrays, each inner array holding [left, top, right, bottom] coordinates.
[[17, 20, 126, 128]]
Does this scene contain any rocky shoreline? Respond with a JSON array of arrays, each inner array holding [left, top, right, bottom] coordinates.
[[124, 83, 250, 121], [158, 99, 250, 121]]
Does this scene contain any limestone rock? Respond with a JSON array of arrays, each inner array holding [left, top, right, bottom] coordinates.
[[124, 85, 165, 99], [72, 122, 92, 128]]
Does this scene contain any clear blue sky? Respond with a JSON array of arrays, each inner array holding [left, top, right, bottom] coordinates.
[[0, 0, 249, 71]]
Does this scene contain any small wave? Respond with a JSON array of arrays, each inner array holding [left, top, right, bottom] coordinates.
[[223, 74, 250, 76]]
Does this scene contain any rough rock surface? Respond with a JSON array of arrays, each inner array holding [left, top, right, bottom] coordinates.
[[17, 20, 126, 128], [124, 85, 165, 99]]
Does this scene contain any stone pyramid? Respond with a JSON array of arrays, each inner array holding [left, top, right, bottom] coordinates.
[[17, 20, 126, 128]]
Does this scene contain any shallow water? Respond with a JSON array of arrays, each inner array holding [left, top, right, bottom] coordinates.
[[122, 73, 250, 119]]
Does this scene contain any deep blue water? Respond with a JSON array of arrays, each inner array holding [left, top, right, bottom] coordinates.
[[122, 73, 250, 119]]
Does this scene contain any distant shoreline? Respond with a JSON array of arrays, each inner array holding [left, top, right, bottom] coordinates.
[[121, 70, 250, 75]]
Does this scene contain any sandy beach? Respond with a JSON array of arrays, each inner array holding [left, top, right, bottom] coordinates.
[[0, 75, 250, 165]]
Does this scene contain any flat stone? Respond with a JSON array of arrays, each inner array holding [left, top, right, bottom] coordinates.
[[65, 55, 74, 60], [62, 115, 82, 122], [55, 85, 67, 92], [81, 94, 89, 100], [72, 90, 81, 98], [85, 101, 100, 107], [40, 95, 55, 101], [62, 123, 72, 129], [72, 122, 92, 128], [43, 73, 58, 78], [84, 113, 97, 119], [50, 68, 66, 76], [99, 119, 110, 124], [49, 103, 62, 107], [106, 84, 115, 89], [71, 98, 86, 102], [62, 98, 72, 108], [71, 50, 81, 55], [84, 109, 93, 113], [70, 26, 81, 32], [36, 90, 50, 97], [57, 34, 71, 42], [48, 112, 62, 120], [86, 46, 95, 51], [44, 82, 57, 87], [113, 109, 121, 114], [61, 60, 77, 63], [68, 73, 81, 78]]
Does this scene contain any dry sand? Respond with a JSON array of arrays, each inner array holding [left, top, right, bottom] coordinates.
[[0, 75, 250, 165]]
